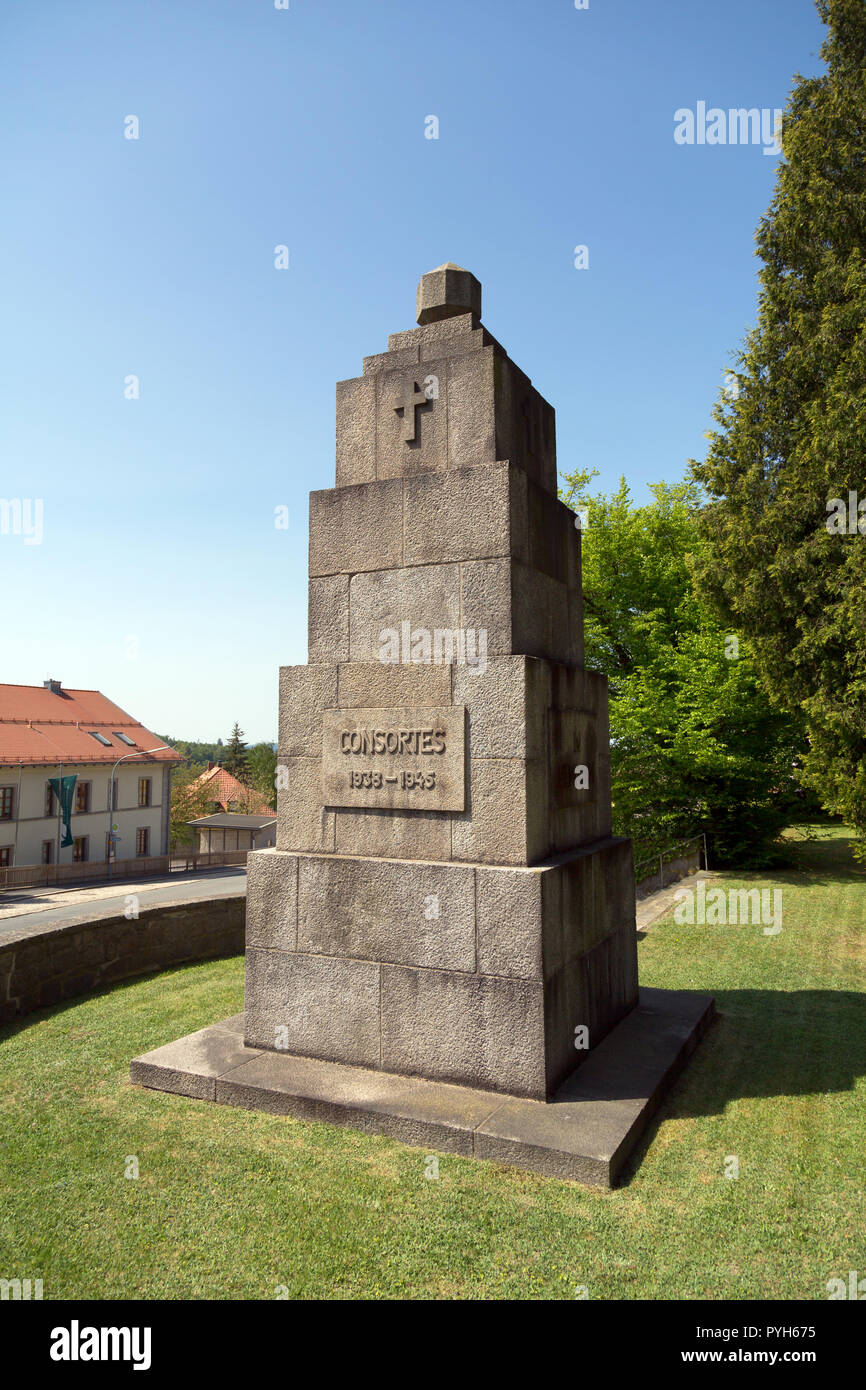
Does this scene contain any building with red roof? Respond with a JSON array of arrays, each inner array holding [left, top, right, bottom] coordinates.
[[0, 679, 181, 873], [193, 763, 274, 817]]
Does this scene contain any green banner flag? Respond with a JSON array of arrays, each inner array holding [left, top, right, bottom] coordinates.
[[49, 774, 78, 849]]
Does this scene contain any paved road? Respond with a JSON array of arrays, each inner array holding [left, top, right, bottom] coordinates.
[[0, 868, 247, 934]]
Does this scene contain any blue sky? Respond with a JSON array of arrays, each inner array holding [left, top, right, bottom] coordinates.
[[0, 0, 827, 742]]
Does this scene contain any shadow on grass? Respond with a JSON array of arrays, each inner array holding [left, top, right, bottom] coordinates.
[[775, 834, 866, 887], [617, 985, 866, 1186], [0, 952, 244, 1046]]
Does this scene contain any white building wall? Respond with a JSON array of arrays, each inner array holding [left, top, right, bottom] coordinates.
[[0, 762, 170, 867]]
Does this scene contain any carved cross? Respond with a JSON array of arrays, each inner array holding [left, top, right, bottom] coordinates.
[[393, 380, 429, 442]]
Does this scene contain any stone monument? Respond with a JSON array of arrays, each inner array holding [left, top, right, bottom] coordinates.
[[132, 265, 714, 1186]]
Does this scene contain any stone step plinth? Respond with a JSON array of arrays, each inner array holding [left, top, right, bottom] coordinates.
[[243, 835, 637, 1100]]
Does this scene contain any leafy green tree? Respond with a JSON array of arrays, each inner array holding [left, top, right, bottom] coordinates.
[[222, 723, 249, 781], [690, 0, 866, 850], [169, 761, 212, 851], [561, 469, 807, 865], [246, 743, 278, 810]]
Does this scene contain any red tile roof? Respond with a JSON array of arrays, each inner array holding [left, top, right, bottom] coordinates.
[[195, 764, 273, 816], [0, 684, 182, 767]]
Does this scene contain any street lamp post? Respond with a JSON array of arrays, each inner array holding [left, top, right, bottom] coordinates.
[[107, 747, 172, 880]]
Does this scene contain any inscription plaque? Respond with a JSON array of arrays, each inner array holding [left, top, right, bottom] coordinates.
[[321, 706, 466, 811]]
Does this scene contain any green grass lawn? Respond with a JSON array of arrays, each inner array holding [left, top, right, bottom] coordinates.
[[1, 825, 863, 1300]]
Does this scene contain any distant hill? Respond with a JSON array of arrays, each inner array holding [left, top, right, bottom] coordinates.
[[158, 736, 225, 766], [159, 736, 277, 766]]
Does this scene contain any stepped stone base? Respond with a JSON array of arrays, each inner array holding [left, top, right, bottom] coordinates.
[[129, 987, 715, 1188], [243, 836, 639, 1100]]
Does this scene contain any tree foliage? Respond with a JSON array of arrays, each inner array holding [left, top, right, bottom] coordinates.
[[561, 469, 808, 865], [168, 761, 212, 851], [246, 743, 278, 810], [222, 723, 249, 781], [690, 0, 866, 850]]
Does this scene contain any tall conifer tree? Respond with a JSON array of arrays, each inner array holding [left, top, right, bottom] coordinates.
[[691, 0, 866, 848], [222, 723, 250, 781]]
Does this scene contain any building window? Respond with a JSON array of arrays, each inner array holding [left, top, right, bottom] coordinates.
[[0, 787, 14, 820], [75, 781, 91, 814], [109, 780, 118, 811], [41, 841, 54, 865], [138, 777, 152, 808], [72, 836, 89, 863], [45, 783, 57, 817], [136, 827, 150, 857], [0, 847, 12, 868]]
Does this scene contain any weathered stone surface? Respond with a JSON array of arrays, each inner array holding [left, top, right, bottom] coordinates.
[[580, 932, 634, 1055], [216, 1046, 500, 1155], [475, 865, 544, 980], [130, 1026, 262, 1101], [459, 557, 513, 656], [339, 298, 558, 496], [276, 757, 335, 853], [278, 665, 337, 757], [445, 349, 497, 467], [308, 574, 349, 664], [381, 965, 546, 1097], [309, 478, 404, 577], [451, 757, 547, 866], [375, 364, 447, 478], [550, 663, 607, 714], [297, 855, 475, 970], [389, 311, 476, 353], [245, 850, 298, 951], [420, 328, 488, 364], [335, 375, 376, 487], [334, 807, 451, 861], [568, 588, 584, 659], [403, 462, 510, 567], [453, 655, 549, 760], [548, 839, 636, 972], [541, 853, 638, 1093], [244, 948, 380, 1066], [363, 346, 420, 376], [526, 480, 575, 584], [494, 357, 557, 495], [336, 661, 451, 708], [548, 707, 602, 850], [547, 670, 613, 850], [321, 706, 465, 812], [348, 563, 461, 663], [416, 263, 482, 326], [512, 562, 577, 664]]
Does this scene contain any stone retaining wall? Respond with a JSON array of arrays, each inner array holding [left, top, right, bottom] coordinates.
[[0, 895, 245, 1024], [635, 846, 702, 899]]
